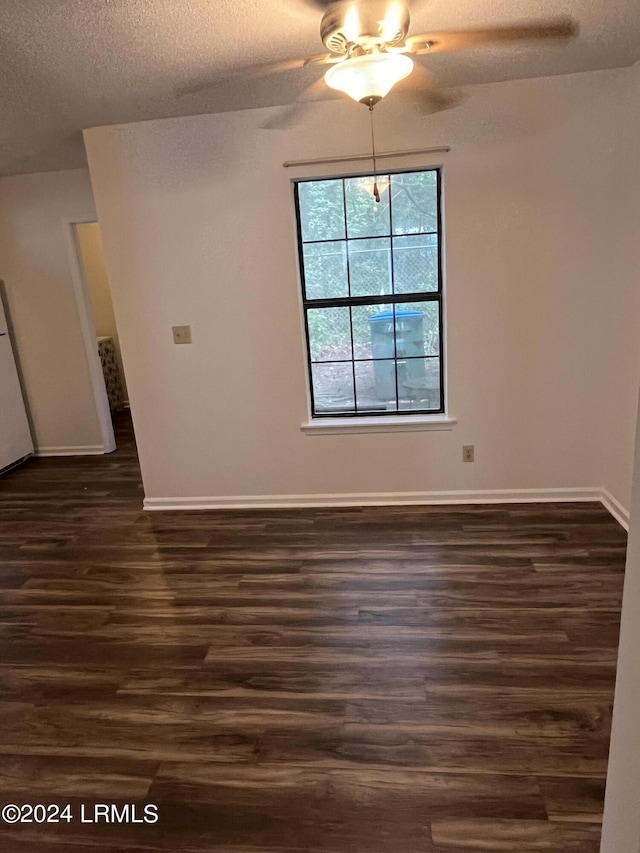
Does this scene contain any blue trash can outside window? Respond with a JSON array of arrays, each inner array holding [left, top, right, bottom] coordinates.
[[368, 309, 428, 402]]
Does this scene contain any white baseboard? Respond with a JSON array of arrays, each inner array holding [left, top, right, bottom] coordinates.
[[144, 487, 603, 512], [600, 489, 630, 530], [35, 445, 105, 457]]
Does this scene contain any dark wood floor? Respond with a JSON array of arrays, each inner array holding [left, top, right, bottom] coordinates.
[[0, 412, 627, 852]]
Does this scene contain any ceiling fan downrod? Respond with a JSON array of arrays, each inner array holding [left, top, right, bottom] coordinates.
[[368, 102, 381, 203]]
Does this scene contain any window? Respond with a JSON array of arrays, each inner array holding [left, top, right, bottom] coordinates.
[[294, 169, 444, 419]]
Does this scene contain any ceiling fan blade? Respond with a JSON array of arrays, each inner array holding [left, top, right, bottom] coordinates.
[[300, 0, 341, 7], [300, 0, 420, 9], [179, 54, 334, 97], [406, 18, 577, 55], [395, 63, 462, 113], [261, 78, 332, 130]]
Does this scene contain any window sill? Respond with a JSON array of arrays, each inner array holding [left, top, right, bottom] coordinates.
[[301, 415, 457, 435]]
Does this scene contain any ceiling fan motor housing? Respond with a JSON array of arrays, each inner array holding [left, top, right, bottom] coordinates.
[[320, 0, 411, 55]]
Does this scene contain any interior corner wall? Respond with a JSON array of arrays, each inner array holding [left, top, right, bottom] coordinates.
[[598, 60, 640, 516], [600, 389, 640, 853], [75, 221, 129, 402], [0, 169, 102, 453], [84, 67, 632, 505]]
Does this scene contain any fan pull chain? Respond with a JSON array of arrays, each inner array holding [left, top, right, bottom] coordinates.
[[369, 103, 380, 203]]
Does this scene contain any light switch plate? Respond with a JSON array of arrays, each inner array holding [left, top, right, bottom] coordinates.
[[172, 325, 192, 344]]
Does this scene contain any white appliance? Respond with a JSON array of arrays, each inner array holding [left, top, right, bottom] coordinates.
[[0, 298, 33, 472]]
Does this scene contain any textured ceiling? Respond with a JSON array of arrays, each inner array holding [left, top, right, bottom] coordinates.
[[0, 0, 638, 176]]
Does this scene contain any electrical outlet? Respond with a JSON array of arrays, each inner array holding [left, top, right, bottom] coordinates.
[[463, 445, 474, 463], [172, 325, 192, 344]]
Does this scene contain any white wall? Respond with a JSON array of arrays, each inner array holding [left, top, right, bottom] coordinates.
[[600, 389, 640, 852], [0, 169, 102, 453], [599, 59, 640, 853], [76, 221, 129, 401], [598, 60, 640, 516], [83, 65, 639, 506]]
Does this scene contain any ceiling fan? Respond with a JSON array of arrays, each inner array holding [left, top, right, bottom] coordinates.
[[183, 0, 577, 124]]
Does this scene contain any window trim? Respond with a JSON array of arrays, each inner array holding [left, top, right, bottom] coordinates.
[[301, 414, 457, 435], [294, 166, 446, 421]]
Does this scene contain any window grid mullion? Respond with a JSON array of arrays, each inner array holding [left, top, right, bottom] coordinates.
[[300, 230, 438, 247], [309, 354, 441, 364], [349, 305, 357, 413], [387, 180, 399, 411], [342, 178, 350, 300], [302, 293, 440, 310], [342, 179, 357, 413], [436, 169, 445, 410]]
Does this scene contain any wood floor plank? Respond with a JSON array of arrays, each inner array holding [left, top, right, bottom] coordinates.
[[0, 754, 158, 798], [257, 724, 610, 776], [431, 819, 602, 851], [539, 775, 607, 823]]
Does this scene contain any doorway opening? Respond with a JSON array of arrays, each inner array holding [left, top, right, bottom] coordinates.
[[66, 218, 132, 455]]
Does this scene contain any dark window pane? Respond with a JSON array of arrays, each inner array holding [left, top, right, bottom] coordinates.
[[351, 303, 394, 360], [397, 302, 440, 357], [348, 238, 392, 298], [393, 234, 438, 294], [355, 360, 399, 412], [358, 358, 398, 410], [298, 180, 345, 242], [307, 307, 352, 362], [345, 176, 390, 238], [302, 242, 348, 300], [396, 357, 441, 410], [369, 308, 410, 359], [391, 171, 438, 235], [311, 363, 355, 414]]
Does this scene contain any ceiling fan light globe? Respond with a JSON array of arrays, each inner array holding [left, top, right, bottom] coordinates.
[[324, 53, 413, 103]]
